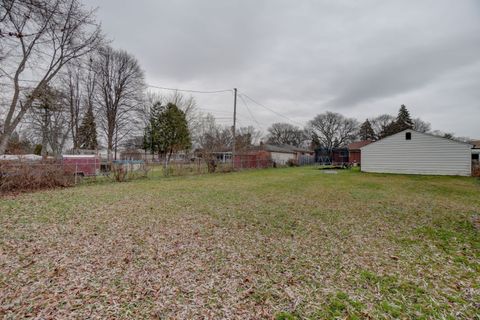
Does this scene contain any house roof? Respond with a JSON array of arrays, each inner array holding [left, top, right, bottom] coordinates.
[[471, 140, 480, 149], [261, 144, 312, 154], [0, 154, 43, 161], [348, 140, 372, 150], [63, 154, 98, 158], [360, 129, 474, 149]]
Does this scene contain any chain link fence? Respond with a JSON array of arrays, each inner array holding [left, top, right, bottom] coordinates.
[[0, 156, 317, 193]]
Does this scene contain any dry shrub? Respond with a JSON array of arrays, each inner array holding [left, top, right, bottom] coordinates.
[[159, 161, 210, 177], [287, 159, 299, 167], [217, 164, 234, 173], [111, 164, 128, 182], [110, 162, 149, 182], [0, 161, 74, 193]]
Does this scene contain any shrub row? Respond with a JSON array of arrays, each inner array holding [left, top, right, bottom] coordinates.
[[0, 161, 74, 193]]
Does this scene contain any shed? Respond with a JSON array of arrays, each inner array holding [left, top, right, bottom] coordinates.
[[360, 129, 473, 176]]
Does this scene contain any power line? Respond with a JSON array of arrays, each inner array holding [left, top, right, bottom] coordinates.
[[239, 92, 304, 127], [238, 94, 261, 127], [147, 84, 232, 94]]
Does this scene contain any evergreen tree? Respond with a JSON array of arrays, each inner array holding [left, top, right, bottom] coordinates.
[[144, 103, 191, 172], [78, 105, 98, 150], [157, 103, 191, 157], [143, 102, 164, 155], [379, 105, 414, 138], [395, 104, 413, 131], [379, 121, 398, 138], [359, 119, 375, 141]]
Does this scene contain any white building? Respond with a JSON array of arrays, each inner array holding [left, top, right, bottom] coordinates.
[[261, 144, 313, 165], [361, 129, 473, 176]]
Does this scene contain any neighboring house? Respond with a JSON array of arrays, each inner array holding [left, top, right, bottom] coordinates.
[[121, 149, 146, 161], [0, 154, 43, 161], [234, 150, 271, 169], [196, 144, 313, 166], [211, 151, 232, 163], [361, 129, 473, 176], [260, 144, 314, 165], [232, 144, 315, 167], [347, 141, 372, 165], [194, 149, 232, 163], [261, 144, 295, 164]]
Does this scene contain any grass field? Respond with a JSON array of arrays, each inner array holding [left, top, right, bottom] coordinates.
[[1, 167, 479, 319]]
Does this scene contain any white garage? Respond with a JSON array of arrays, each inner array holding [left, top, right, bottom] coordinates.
[[361, 130, 473, 176]]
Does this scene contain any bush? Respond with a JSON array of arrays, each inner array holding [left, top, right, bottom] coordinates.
[[110, 162, 149, 182], [0, 161, 74, 193], [287, 159, 299, 167]]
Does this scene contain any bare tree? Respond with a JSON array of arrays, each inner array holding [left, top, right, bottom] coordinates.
[[370, 114, 395, 139], [197, 114, 231, 152], [63, 64, 82, 150], [0, 0, 102, 154], [412, 117, 431, 133], [267, 122, 306, 147], [94, 46, 145, 160], [28, 85, 70, 157], [60, 58, 97, 152], [307, 111, 359, 150], [236, 126, 262, 151]]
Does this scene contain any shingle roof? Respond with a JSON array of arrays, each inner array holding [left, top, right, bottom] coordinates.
[[348, 140, 372, 150], [471, 140, 480, 149], [261, 144, 312, 154]]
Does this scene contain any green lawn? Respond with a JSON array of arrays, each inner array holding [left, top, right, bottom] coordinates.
[[1, 167, 479, 319]]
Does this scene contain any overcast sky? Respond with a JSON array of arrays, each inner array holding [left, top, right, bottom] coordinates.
[[84, 0, 480, 138]]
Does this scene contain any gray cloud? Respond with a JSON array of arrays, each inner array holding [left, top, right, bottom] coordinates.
[[85, 0, 480, 137]]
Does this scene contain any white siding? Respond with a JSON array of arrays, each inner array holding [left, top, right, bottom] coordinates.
[[271, 152, 295, 164], [361, 130, 472, 176]]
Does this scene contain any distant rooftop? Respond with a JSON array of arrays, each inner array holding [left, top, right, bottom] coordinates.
[[348, 141, 372, 150], [470, 140, 480, 148], [260, 144, 312, 154]]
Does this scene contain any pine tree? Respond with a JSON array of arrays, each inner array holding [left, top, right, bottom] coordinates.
[[144, 103, 191, 171], [157, 103, 191, 157], [380, 105, 414, 138], [78, 105, 98, 150], [379, 121, 397, 138], [359, 119, 375, 141], [395, 104, 413, 131], [143, 102, 164, 155]]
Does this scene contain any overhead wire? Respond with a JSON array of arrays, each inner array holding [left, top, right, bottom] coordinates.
[[238, 93, 262, 127], [238, 91, 304, 127], [147, 84, 232, 94]]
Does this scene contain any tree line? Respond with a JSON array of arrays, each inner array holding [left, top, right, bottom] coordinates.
[[0, 0, 472, 162], [265, 104, 470, 150]]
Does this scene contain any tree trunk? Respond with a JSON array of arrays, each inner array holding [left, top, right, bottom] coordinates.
[[0, 133, 10, 154], [163, 154, 168, 176], [41, 109, 49, 158]]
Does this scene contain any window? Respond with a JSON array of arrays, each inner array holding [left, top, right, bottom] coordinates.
[[406, 132, 412, 140], [473, 154, 479, 160]]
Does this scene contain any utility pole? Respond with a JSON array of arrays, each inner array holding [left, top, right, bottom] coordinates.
[[232, 88, 237, 170]]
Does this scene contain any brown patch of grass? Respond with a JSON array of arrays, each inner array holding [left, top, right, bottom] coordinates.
[[1, 167, 479, 318]]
